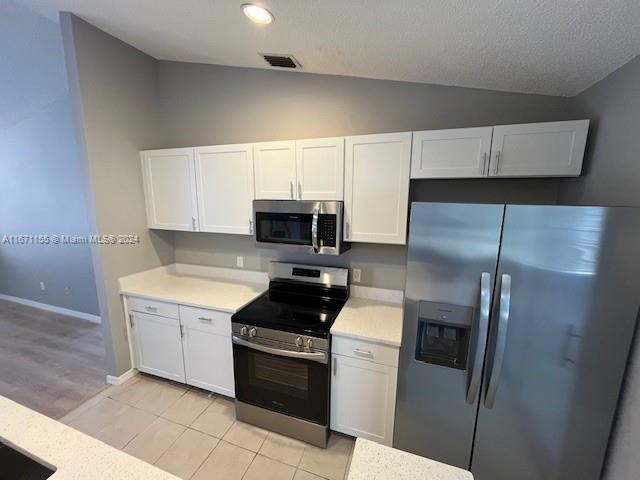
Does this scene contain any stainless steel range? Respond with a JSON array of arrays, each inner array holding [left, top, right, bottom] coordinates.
[[231, 262, 349, 448]]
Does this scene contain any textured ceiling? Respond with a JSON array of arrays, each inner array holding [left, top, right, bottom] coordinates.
[[18, 0, 640, 96]]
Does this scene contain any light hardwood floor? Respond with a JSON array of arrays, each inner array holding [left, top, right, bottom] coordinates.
[[61, 374, 355, 480], [0, 298, 107, 419]]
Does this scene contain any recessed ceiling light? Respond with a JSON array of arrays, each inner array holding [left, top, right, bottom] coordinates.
[[241, 4, 274, 25]]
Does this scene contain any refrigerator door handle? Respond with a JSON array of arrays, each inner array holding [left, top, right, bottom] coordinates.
[[484, 273, 512, 409], [466, 272, 492, 404]]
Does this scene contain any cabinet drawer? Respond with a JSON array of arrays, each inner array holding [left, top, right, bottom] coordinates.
[[128, 297, 179, 319], [179, 305, 231, 336], [332, 336, 399, 367]]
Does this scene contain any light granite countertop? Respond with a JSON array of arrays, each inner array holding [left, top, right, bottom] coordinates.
[[330, 287, 404, 347], [0, 395, 179, 480], [118, 263, 267, 313], [121, 266, 404, 346], [348, 438, 473, 480]]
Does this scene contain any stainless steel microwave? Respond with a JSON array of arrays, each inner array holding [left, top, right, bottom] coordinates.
[[253, 200, 350, 256]]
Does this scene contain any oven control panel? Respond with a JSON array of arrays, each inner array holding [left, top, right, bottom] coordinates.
[[232, 323, 329, 352]]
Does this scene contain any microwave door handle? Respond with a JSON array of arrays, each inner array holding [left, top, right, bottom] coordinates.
[[232, 335, 328, 364], [484, 273, 512, 409], [466, 272, 491, 404], [311, 207, 319, 253]]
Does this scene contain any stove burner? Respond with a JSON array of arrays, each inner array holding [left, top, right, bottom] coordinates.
[[232, 262, 349, 338]]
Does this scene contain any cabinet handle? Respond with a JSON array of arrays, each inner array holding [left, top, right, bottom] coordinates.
[[198, 316, 213, 323], [180, 324, 185, 337], [249, 219, 253, 234], [353, 348, 374, 358], [144, 306, 158, 312], [333, 357, 337, 376], [494, 150, 501, 175], [297, 181, 302, 199], [192, 217, 197, 231], [129, 314, 135, 328], [345, 221, 350, 239], [480, 152, 487, 175], [290, 181, 294, 199]]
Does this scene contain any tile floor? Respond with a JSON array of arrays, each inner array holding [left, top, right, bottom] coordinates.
[[60, 374, 355, 480]]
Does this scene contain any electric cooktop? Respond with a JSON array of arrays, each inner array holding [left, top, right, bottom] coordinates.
[[232, 268, 350, 338]]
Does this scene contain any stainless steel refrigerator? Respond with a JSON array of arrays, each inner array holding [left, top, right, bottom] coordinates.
[[394, 203, 640, 480]]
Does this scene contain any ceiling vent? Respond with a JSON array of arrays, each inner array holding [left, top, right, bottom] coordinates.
[[260, 54, 300, 69]]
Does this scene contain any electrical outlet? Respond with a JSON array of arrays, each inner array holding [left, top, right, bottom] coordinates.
[[39, 281, 46, 291], [353, 268, 361, 283], [64, 286, 71, 295], [236, 256, 244, 268]]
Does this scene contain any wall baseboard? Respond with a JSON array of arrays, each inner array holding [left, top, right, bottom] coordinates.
[[0, 293, 101, 324], [106, 368, 137, 385]]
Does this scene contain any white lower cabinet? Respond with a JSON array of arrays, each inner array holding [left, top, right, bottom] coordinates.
[[330, 337, 399, 446], [180, 306, 235, 396], [133, 311, 186, 383], [128, 298, 235, 396]]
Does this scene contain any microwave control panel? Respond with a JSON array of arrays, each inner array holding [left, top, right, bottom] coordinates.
[[318, 215, 337, 247]]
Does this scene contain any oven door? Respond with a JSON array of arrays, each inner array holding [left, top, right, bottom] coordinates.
[[232, 335, 329, 425]]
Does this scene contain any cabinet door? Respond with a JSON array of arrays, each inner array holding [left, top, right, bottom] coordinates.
[[344, 132, 412, 244], [296, 137, 344, 200], [411, 127, 493, 178], [330, 354, 398, 446], [195, 144, 254, 235], [141, 148, 198, 231], [254, 141, 296, 199], [133, 312, 186, 383], [182, 324, 234, 397], [488, 120, 589, 177]]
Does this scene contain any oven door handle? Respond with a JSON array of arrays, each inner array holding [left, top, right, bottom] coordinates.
[[232, 335, 328, 364], [311, 206, 320, 254]]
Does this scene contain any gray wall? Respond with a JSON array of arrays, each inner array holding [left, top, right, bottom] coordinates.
[[61, 14, 174, 376], [174, 234, 407, 290], [560, 55, 640, 207], [556, 55, 640, 480], [160, 61, 573, 288], [0, 1, 98, 315]]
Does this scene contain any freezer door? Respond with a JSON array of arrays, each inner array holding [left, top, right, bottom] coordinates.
[[472, 205, 640, 480], [394, 202, 504, 468]]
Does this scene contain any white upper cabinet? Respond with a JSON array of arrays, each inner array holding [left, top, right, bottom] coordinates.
[[489, 120, 589, 177], [254, 138, 344, 200], [140, 120, 590, 235], [411, 127, 493, 178], [344, 132, 412, 245], [195, 144, 254, 235], [253, 141, 297, 199], [295, 137, 345, 200], [141, 148, 198, 231]]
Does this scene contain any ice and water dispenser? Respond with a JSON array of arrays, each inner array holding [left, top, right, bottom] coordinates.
[[415, 301, 474, 370]]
